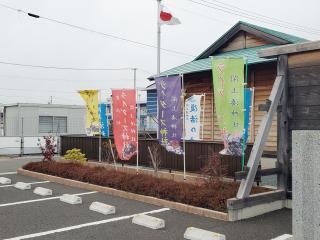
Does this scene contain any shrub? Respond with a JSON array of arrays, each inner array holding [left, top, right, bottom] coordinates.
[[37, 136, 56, 161], [201, 152, 227, 187], [64, 148, 87, 164], [23, 161, 269, 212]]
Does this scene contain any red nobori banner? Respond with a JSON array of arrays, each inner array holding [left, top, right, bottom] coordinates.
[[112, 89, 137, 160]]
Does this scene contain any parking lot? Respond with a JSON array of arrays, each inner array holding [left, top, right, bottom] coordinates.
[[0, 157, 292, 240]]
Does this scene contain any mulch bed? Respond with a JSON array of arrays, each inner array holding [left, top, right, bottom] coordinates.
[[23, 161, 269, 212]]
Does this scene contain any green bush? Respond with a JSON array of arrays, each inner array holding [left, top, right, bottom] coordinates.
[[64, 148, 87, 164]]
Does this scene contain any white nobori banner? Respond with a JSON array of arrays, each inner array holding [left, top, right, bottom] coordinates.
[[185, 95, 203, 140]]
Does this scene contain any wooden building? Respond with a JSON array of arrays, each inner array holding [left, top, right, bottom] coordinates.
[[59, 22, 312, 177], [257, 40, 320, 197], [149, 21, 307, 154]]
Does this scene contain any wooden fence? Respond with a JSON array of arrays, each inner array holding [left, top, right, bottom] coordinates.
[[60, 135, 253, 177]]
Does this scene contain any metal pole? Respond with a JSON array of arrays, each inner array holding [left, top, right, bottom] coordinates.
[[20, 117, 24, 157], [157, 0, 161, 74], [181, 74, 186, 180], [134, 68, 139, 173], [99, 90, 102, 163], [202, 94, 206, 140], [109, 139, 117, 170]]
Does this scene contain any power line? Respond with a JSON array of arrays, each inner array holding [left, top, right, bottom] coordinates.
[[0, 3, 195, 58], [0, 61, 155, 76], [192, 0, 320, 35], [0, 73, 137, 84], [205, 0, 320, 33], [0, 87, 75, 94], [193, 0, 320, 35], [186, 0, 320, 36], [0, 93, 79, 102], [0, 61, 131, 71], [166, 3, 232, 25]]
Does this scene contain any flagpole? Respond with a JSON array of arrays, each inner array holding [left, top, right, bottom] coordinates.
[[181, 74, 186, 180], [157, 0, 161, 74], [134, 68, 139, 173], [99, 89, 102, 163]]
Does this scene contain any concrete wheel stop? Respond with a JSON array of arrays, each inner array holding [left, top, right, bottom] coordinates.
[[184, 227, 226, 240], [59, 194, 82, 204], [33, 187, 53, 196], [89, 202, 115, 215], [132, 214, 165, 229], [0, 177, 11, 184], [14, 182, 31, 190]]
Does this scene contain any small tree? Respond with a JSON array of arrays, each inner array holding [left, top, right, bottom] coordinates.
[[37, 136, 56, 161], [201, 152, 227, 186], [148, 143, 162, 175]]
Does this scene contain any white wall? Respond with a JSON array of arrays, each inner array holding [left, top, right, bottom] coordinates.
[[4, 104, 86, 136]]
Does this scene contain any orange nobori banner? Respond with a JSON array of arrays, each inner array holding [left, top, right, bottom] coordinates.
[[112, 89, 137, 160]]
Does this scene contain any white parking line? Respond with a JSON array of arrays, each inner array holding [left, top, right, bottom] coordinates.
[[0, 181, 50, 188], [0, 172, 17, 176], [0, 191, 97, 207], [4, 207, 170, 240]]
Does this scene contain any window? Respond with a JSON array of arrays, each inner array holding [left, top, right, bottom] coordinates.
[[39, 116, 67, 133]]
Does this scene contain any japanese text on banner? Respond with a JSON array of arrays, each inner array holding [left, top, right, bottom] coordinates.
[[112, 89, 137, 160], [155, 76, 183, 155], [185, 95, 202, 140], [212, 58, 245, 156], [99, 103, 109, 137]]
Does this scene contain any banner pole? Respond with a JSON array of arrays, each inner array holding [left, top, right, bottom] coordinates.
[[202, 94, 206, 140], [134, 68, 139, 173], [109, 139, 117, 170], [181, 74, 186, 180], [99, 89, 102, 163], [241, 58, 249, 171]]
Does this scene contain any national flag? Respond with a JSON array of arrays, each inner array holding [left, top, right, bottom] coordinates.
[[159, 5, 181, 25]]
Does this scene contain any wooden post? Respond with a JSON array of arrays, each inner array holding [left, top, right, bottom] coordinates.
[[277, 55, 289, 192], [237, 75, 284, 199]]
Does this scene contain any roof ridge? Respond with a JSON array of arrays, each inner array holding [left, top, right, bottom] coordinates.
[[239, 21, 308, 43]]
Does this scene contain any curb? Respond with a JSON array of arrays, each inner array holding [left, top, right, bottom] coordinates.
[[17, 168, 229, 221]]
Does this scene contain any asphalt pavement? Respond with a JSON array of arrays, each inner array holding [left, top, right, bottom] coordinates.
[[0, 157, 292, 240]]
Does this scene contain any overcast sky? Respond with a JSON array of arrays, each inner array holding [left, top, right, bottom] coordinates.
[[0, 0, 319, 105]]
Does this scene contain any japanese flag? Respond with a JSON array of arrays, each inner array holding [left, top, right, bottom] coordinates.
[[159, 5, 181, 25]]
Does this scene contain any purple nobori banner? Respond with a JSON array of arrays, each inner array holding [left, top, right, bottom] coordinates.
[[155, 75, 183, 155]]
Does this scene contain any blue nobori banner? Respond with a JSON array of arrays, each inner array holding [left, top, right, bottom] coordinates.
[[99, 103, 109, 137]]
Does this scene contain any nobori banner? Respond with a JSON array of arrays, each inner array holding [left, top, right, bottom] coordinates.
[[212, 57, 245, 156], [78, 90, 100, 136], [155, 76, 183, 155], [185, 95, 202, 140], [112, 89, 137, 160], [99, 103, 109, 137]]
